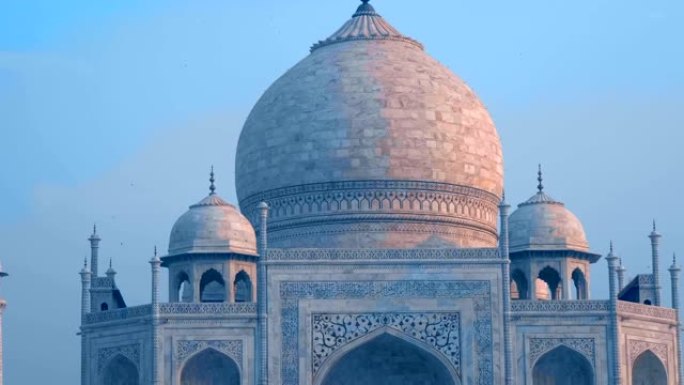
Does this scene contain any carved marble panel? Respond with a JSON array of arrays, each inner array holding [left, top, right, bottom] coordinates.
[[97, 343, 140, 373], [174, 339, 243, 367], [628, 339, 668, 366], [528, 337, 595, 366], [312, 312, 460, 374], [279, 280, 492, 385]]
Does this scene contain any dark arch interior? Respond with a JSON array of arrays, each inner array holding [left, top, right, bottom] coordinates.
[[233, 270, 252, 303], [320, 333, 456, 385], [632, 350, 667, 385], [511, 269, 529, 300], [200, 269, 226, 303], [572, 268, 588, 300], [177, 271, 192, 302], [538, 266, 562, 300], [533, 345, 593, 385], [102, 354, 139, 385], [181, 349, 240, 385]]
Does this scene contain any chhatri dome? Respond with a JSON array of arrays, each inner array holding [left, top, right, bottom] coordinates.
[[236, 0, 504, 248], [168, 168, 257, 256], [508, 167, 591, 253]]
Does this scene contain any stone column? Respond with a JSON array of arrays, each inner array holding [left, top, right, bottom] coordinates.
[[669, 254, 682, 385], [499, 195, 513, 385], [257, 202, 269, 385], [606, 243, 622, 385], [617, 258, 626, 292], [79, 259, 91, 385], [650, 222, 662, 306], [88, 225, 101, 278], [149, 248, 162, 385]]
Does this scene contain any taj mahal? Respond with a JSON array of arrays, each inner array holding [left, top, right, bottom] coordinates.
[[58, 1, 684, 385]]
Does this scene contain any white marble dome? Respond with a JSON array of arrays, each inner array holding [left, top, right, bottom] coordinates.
[[509, 190, 590, 253], [168, 192, 257, 257], [235, 1, 503, 248]]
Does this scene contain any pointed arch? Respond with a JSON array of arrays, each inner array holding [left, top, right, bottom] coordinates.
[[199, 269, 226, 303], [532, 345, 593, 385], [632, 350, 667, 385], [538, 266, 562, 300], [315, 327, 459, 385], [233, 270, 252, 303], [572, 268, 588, 300], [511, 269, 529, 300], [176, 271, 192, 303], [180, 348, 240, 385], [101, 354, 139, 385]]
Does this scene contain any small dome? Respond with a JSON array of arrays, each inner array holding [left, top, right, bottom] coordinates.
[[168, 176, 257, 256], [509, 188, 589, 253]]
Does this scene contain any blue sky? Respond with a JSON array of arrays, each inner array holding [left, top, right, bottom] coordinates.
[[1, 0, 683, 383]]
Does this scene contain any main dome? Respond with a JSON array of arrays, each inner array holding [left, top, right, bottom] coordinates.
[[236, 1, 503, 248]]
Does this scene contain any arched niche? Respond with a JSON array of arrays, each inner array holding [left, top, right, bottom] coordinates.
[[233, 270, 252, 303], [180, 348, 240, 385], [572, 268, 588, 300], [199, 269, 226, 303], [316, 330, 458, 385], [511, 269, 529, 300], [632, 350, 667, 385], [101, 354, 139, 385], [176, 271, 192, 303], [533, 345, 594, 385], [538, 266, 562, 300]]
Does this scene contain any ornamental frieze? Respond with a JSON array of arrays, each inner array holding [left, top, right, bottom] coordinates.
[[312, 312, 460, 374], [174, 339, 243, 366], [528, 337, 595, 366], [97, 343, 140, 372], [628, 339, 668, 366]]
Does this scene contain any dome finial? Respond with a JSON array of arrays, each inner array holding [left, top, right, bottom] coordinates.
[[209, 166, 216, 195], [537, 164, 544, 193]]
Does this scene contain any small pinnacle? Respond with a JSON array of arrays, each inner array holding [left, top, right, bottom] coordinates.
[[674, 253, 677, 264], [537, 164, 544, 193], [154, 245, 158, 257], [93, 224, 97, 234], [209, 166, 216, 195], [84, 257, 88, 268], [109, 258, 113, 269], [610, 241, 614, 253], [361, 0, 370, 3], [653, 220, 657, 232]]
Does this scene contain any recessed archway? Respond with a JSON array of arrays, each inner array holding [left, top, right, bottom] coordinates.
[[511, 269, 529, 300], [538, 266, 562, 300], [180, 348, 240, 385], [317, 331, 458, 385], [101, 354, 139, 385], [572, 268, 588, 300], [533, 345, 594, 385], [177, 271, 192, 302], [233, 270, 252, 303], [632, 350, 667, 385], [199, 269, 226, 303]]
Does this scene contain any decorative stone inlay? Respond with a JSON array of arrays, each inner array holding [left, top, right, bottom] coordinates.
[[512, 300, 609, 313], [242, 180, 499, 227], [267, 248, 499, 262], [97, 343, 140, 372], [279, 280, 492, 385], [629, 339, 668, 366], [174, 339, 243, 366], [159, 303, 256, 315], [91, 277, 115, 289], [312, 312, 460, 374], [85, 305, 152, 324], [529, 338, 595, 365], [618, 301, 677, 321]]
